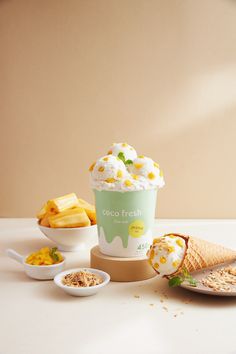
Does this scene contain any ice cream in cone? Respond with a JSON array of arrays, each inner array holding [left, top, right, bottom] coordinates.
[[147, 233, 236, 277]]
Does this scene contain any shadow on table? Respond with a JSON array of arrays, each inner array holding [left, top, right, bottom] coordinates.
[[167, 285, 236, 307], [2, 269, 36, 283], [34, 281, 98, 303], [1, 238, 54, 254], [113, 276, 236, 308]]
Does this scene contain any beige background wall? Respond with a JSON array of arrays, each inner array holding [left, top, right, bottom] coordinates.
[[1, 0, 236, 218]]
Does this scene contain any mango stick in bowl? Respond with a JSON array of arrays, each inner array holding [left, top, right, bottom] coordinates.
[[48, 207, 91, 228], [77, 198, 96, 225], [47, 193, 79, 213], [37, 193, 98, 251]]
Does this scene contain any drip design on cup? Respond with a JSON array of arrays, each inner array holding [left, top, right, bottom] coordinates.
[[89, 143, 165, 257]]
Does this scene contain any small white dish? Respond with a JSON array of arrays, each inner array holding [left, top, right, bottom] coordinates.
[[6, 248, 65, 280], [54, 268, 110, 296], [38, 222, 98, 252]]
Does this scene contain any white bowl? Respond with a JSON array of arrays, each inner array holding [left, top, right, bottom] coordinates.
[[54, 268, 110, 296], [38, 223, 98, 251], [6, 248, 65, 280]]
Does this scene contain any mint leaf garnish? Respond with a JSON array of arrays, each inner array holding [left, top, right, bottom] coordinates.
[[168, 276, 183, 287], [188, 277, 197, 287], [182, 267, 189, 278], [182, 267, 197, 287], [125, 159, 133, 165], [168, 268, 197, 288], [50, 247, 59, 262], [118, 152, 126, 163], [117, 152, 133, 166]]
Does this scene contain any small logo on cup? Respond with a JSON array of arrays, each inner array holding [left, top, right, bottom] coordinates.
[[129, 220, 145, 238]]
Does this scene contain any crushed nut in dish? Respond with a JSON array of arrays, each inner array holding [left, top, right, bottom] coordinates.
[[62, 271, 103, 287], [201, 266, 236, 292]]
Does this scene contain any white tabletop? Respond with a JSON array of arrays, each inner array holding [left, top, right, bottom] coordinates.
[[1, 219, 236, 354]]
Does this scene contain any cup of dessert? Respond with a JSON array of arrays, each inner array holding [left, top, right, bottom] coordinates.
[[6, 247, 65, 280], [37, 193, 98, 251], [89, 143, 165, 258], [54, 268, 110, 296]]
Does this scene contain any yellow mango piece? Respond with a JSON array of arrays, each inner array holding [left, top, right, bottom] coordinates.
[[48, 207, 91, 228], [105, 178, 116, 183], [44, 260, 52, 265], [36, 204, 48, 220], [40, 213, 51, 227], [134, 163, 143, 169], [124, 180, 132, 187], [40, 247, 50, 253], [26, 247, 63, 265], [77, 198, 96, 224], [89, 162, 96, 172], [148, 172, 155, 180], [47, 193, 79, 213]]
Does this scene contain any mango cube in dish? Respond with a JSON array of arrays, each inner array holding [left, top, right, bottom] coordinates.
[[26, 247, 64, 265]]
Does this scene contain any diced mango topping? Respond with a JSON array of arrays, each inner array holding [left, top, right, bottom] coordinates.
[[172, 260, 180, 268], [149, 249, 155, 259], [89, 162, 96, 172], [132, 174, 139, 180], [154, 262, 159, 269], [98, 166, 105, 172], [117, 170, 123, 178], [148, 172, 155, 180], [105, 178, 116, 183], [103, 157, 109, 161], [160, 256, 167, 264], [168, 246, 175, 253], [124, 180, 132, 187], [134, 163, 143, 169], [122, 143, 128, 147], [26, 247, 63, 266], [176, 239, 184, 248], [107, 150, 112, 154]]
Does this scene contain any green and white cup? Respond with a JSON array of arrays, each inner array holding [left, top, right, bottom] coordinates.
[[94, 189, 157, 257]]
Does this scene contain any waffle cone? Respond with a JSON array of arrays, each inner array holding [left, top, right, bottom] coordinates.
[[166, 234, 236, 275]]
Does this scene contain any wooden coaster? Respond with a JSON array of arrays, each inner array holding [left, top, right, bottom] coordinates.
[[90, 246, 157, 282]]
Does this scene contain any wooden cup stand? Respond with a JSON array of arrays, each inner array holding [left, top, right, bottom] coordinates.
[[90, 246, 157, 282]]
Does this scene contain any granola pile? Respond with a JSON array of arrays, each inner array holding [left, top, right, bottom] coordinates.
[[201, 266, 236, 292], [62, 271, 103, 287]]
